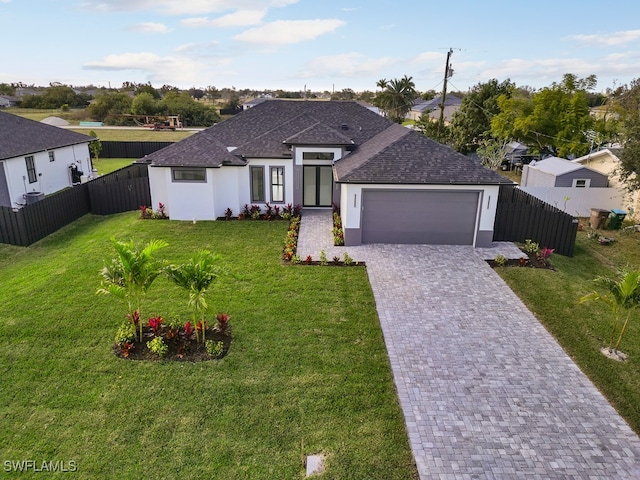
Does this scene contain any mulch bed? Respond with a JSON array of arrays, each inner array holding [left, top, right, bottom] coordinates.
[[486, 251, 554, 270], [113, 326, 232, 362]]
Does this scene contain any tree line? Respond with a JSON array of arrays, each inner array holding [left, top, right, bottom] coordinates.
[[373, 73, 639, 190]]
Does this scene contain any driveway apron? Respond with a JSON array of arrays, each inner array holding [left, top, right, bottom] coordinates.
[[298, 211, 640, 479]]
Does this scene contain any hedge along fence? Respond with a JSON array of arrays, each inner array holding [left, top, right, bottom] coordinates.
[[0, 164, 151, 246], [100, 141, 174, 159]]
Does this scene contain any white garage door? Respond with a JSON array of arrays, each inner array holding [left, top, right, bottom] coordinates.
[[361, 190, 479, 245]]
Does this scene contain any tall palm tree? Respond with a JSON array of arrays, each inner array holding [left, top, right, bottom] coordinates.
[[375, 75, 417, 123], [97, 237, 168, 341]]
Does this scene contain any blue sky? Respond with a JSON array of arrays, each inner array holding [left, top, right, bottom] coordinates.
[[2, 0, 640, 93]]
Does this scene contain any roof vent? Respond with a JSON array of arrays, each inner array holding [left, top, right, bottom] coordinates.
[[341, 123, 348, 130]]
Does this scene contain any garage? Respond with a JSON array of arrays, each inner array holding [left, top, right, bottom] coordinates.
[[361, 190, 480, 245]]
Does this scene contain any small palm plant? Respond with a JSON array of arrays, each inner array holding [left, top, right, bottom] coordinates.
[[165, 250, 222, 344], [580, 269, 640, 356], [97, 237, 168, 342]]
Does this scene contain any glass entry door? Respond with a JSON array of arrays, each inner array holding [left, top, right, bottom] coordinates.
[[303, 165, 333, 207]]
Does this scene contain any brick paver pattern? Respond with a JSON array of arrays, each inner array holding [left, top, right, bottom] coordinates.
[[298, 210, 640, 479]]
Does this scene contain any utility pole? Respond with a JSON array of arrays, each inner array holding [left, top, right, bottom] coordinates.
[[438, 48, 454, 126]]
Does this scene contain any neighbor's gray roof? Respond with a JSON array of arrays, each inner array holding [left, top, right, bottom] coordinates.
[[335, 124, 513, 185], [0, 111, 94, 161], [412, 94, 462, 113]]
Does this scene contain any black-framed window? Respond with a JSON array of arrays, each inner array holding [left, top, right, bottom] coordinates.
[[25, 156, 37, 184], [250, 166, 265, 202], [48, 151, 55, 162], [302, 152, 334, 161], [171, 168, 206, 182], [270, 166, 284, 203]]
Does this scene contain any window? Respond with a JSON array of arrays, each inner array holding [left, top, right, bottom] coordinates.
[[250, 166, 265, 202], [572, 179, 590, 188], [270, 166, 284, 203], [25, 156, 37, 184], [302, 152, 334, 161], [171, 168, 206, 182], [48, 151, 55, 162]]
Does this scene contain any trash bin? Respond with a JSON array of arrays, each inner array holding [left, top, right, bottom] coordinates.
[[590, 208, 610, 230], [608, 209, 627, 230]]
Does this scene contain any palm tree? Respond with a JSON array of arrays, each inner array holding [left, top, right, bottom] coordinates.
[[165, 250, 222, 343], [97, 237, 168, 341], [580, 269, 640, 354], [374, 75, 417, 123]]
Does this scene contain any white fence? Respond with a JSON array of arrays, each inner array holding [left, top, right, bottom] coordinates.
[[518, 187, 627, 217]]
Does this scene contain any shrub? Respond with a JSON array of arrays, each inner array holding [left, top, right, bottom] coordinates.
[[494, 254, 507, 267], [147, 336, 168, 358], [522, 239, 539, 254], [115, 322, 136, 346], [206, 340, 224, 357], [343, 252, 354, 266]]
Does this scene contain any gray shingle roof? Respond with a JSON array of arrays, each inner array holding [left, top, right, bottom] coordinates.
[[147, 99, 512, 186], [0, 111, 94, 160], [335, 125, 513, 185]]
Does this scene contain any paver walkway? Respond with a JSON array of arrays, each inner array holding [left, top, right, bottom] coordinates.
[[298, 210, 640, 479]]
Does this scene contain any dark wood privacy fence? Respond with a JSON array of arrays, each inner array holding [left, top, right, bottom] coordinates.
[[493, 186, 579, 256], [0, 164, 151, 246], [100, 141, 173, 158]]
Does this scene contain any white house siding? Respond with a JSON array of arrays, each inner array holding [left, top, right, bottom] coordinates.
[[339, 183, 500, 247], [244, 158, 295, 211], [3, 143, 91, 208], [521, 165, 556, 187], [519, 186, 627, 217], [214, 167, 241, 218], [148, 166, 169, 214]]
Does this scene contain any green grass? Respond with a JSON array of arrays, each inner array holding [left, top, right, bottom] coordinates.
[[70, 129, 195, 142], [0, 213, 417, 479], [92, 158, 135, 175], [497, 227, 640, 435]]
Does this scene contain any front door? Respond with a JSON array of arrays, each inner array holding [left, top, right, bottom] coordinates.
[[303, 165, 333, 207]]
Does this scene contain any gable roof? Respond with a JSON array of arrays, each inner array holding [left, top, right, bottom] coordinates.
[[335, 124, 513, 185], [529, 156, 587, 176], [572, 148, 622, 164], [0, 111, 93, 161]]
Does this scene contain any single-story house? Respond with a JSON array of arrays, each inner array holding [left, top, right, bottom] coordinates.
[[521, 156, 609, 188], [407, 94, 461, 122], [147, 100, 513, 247], [520, 156, 627, 217], [0, 95, 18, 108], [0, 111, 94, 208], [572, 149, 640, 217]]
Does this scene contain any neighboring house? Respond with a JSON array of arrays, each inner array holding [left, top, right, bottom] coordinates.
[[147, 100, 512, 247], [0, 111, 94, 208], [407, 94, 461, 122], [0, 95, 18, 108], [522, 156, 609, 188], [242, 98, 270, 110], [573, 149, 640, 217], [520, 156, 625, 216]]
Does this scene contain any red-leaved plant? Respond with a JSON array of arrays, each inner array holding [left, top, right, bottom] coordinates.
[[215, 313, 231, 334], [184, 321, 194, 339], [148, 316, 163, 335], [127, 310, 140, 326]]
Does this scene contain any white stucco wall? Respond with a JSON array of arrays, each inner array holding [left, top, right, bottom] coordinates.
[[243, 158, 294, 207], [3, 143, 91, 207]]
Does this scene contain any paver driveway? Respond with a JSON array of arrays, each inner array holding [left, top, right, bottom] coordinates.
[[298, 211, 640, 479]]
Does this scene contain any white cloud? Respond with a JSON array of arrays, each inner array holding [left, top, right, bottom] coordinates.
[[234, 19, 345, 45], [299, 52, 395, 79], [78, 0, 297, 15], [83, 52, 210, 85], [126, 22, 171, 33], [411, 51, 445, 65], [569, 29, 640, 46], [181, 10, 266, 28], [174, 41, 220, 53]]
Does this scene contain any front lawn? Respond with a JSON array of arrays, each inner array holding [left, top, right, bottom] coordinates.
[[0, 213, 417, 479], [497, 227, 640, 435]]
